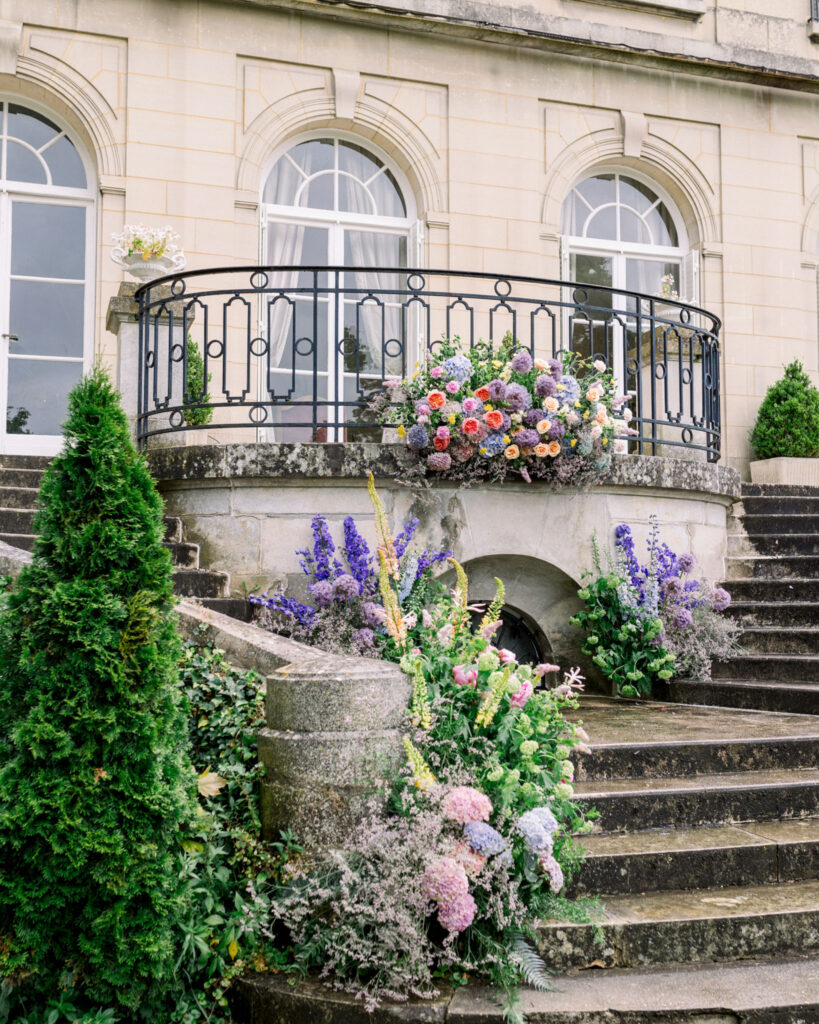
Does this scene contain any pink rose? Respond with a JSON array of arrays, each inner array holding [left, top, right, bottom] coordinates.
[[453, 664, 478, 687], [430, 366, 444, 378], [445, 380, 460, 394], [436, 425, 451, 440], [498, 648, 517, 665], [509, 679, 533, 708], [462, 397, 479, 413], [418, 404, 431, 416]]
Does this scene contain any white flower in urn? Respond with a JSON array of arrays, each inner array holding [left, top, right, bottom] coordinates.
[[111, 224, 186, 282]]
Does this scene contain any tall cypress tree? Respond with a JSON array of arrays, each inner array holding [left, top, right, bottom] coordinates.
[[0, 367, 195, 1014]]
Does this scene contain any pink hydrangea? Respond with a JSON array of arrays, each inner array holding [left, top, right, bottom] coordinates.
[[539, 853, 564, 893], [450, 839, 487, 878], [445, 380, 460, 394], [437, 892, 477, 933], [430, 366, 444, 379], [509, 679, 533, 708], [462, 396, 479, 413], [442, 786, 492, 825], [452, 664, 478, 687], [421, 856, 469, 903], [436, 425, 451, 440]]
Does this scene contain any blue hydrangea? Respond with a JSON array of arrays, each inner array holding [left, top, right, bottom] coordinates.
[[407, 424, 429, 450], [516, 808, 558, 852], [558, 375, 581, 405], [479, 432, 506, 458], [463, 821, 507, 857], [529, 805, 559, 836], [442, 354, 474, 382]]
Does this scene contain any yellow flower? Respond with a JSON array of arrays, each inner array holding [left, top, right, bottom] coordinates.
[[570, 438, 578, 447], [502, 434, 510, 444], [484, 403, 494, 412], [602, 437, 609, 446], [479, 447, 487, 454], [492, 360, 502, 368], [448, 413, 456, 425], [574, 401, 581, 408], [583, 410, 590, 419], [397, 424, 406, 437]]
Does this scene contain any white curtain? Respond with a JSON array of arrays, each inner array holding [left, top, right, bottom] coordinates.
[[345, 229, 404, 379]]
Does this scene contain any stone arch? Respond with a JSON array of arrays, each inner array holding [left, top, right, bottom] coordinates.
[[800, 188, 819, 257], [542, 129, 719, 250], [237, 77, 445, 219]]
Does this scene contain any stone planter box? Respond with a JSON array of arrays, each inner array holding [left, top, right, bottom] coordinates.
[[749, 458, 819, 487]]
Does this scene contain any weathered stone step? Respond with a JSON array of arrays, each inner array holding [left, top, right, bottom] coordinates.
[[172, 568, 229, 599], [0, 507, 35, 534], [0, 467, 44, 489], [573, 768, 819, 832], [742, 495, 819, 515], [198, 597, 253, 622], [727, 554, 819, 579], [164, 541, 199, 569], [536, 879, 819, 971], [729, 532, 819, 556], [0, 485, 38, 510], [0, 532, 34, 552], [743, 481, 819, 496], [738, 627, 819, 655], [727, 601, 819, 628], [665, 678, 819, 716], [163, 516, 182, 543], [713, 653, 819, 683], [572, 819, 819, 896], [0, 454, 51, 470], [723, 578, 819, 602], [739, 513, 819, 535]]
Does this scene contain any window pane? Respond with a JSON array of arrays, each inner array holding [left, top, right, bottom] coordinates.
[[338, 141, 383, 181], [626, 259, 680, 299], [619, 176, 659, 217], [11, 203, 86, 279], [575, 174, 616, 209], [44, 135, 87, 188], [288, 138, 334, 174], [620, 208, 651, 245], [8, 105, 60, 149], [585, 206, 617, 241], [570, 252, 613, 311], [6, 141, 47, 185], [9, 280, 84, 357], [645, 202, 679, 247], [299, 173, 334, 210], [6, 358, 82, 435], [338, 175, 375, 215], [368, 168, 406, 217]]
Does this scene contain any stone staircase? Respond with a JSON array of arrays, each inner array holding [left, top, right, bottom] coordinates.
[[0, 454, 249, 620]]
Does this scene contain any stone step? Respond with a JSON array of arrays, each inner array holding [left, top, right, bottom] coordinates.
[[729, 532, 819, 556], [197, 596, 253, 622], [723, 578, 819, 602], [742, 495, 819, 515], [0, 454, 52, 470], [572, 818, 819, 896], [0, 507, 35, 534], [577, 731, 819, 782], [172, 568, 230, 599], [0, 485, 39, 511], [163, 516, 182, 543], [536, 879, 819, 971], [743, 481, 819, 496], [727, 554, 819, 579], [164, 540, 199, 569], [739, 513, 819, 535], [573, 767, 819, 832], [713, 653, 819, 683], [738, 627, 819, 655], [727, 601, 819, 627], [0, 532, 35, 552], [664, 678, 819, 716], [0, 467, 44, 490]]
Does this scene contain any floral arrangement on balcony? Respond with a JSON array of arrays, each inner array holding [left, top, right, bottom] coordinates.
[[572, 516, 740, 697], [265, 477, 599, 1019], [378, 336, 631, 486], [111, 224, 186, 280]]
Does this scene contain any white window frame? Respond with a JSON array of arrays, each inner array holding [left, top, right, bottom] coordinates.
[[259, 132, 419, 441], [0, 97, 96, 456]]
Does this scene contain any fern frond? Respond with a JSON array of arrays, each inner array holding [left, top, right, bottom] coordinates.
[[511, 933, 553, 993]]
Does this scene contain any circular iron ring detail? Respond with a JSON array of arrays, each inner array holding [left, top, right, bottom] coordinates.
[[145, 351, 156, 368], [338, 336, 358, 356], [169, 410, 184, 428], [572, 288, 589, 305], [494, 278, 512, 298], [207, 339, 224, 359], [654, 363, 667, 380], [680, 307, 691, 324], [384, 338, 404, 358], [627, 358, 639, 376], [294, 336, 314, 358], [249, 404, 269, 424], [170, 343, 184, 363], [250, 336, 269, 357], [681, 368, 693, 385], [170, 278, 186, 297], [681, 427, 694, 444], [407, 273, 425, 292], [250, 271, 269, 290]]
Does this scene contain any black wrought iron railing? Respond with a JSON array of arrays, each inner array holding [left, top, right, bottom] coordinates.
[[135, 266, 722, 462]]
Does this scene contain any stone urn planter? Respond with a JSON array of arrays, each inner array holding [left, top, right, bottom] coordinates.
[[112, 251, 186, 283], [749, 457, 819, 486]]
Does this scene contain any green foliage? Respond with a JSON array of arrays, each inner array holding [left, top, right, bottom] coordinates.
[[183, 336, 213, 428], [571, 572, 672, 698], [750, 360, 819, 459], [0, 366, 197, 1018]]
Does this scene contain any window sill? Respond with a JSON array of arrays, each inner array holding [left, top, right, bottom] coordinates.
[[575, 0, 706, 19]]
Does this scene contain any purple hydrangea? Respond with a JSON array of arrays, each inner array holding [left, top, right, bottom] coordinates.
[[427, 452, 452, 471], [516, 428, 540, 449], [678, 552, 696, 574], [505, 383, 531, 413], [548, 419, 566, 441], [309, 579, 335, 607], [712, 587, 731, 612], [361, 601, 387, 627], [529, 805, 559, 835], [407, 424, 429, 450], [487, 378, 507, 402], [515, 807, 558, 853], [672, 607, 693, 629], [499, 411, 512, 432], [332, 573, 361, 601], [510, 350, 533, 374], [351, 627, 375, 650], [524, 408, 542, 427], [548, 358, 562, 380], [463, 821, 507, 857], [535, 374, 557, 398]]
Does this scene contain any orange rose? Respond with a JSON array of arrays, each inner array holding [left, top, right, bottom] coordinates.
[[534, 443, 549, 457], [474, 385, 491, 402], [462, 417, 480, 435], [428, 390, 446, 410], [536, 419, 550, 434], [433, 435, 450, 451], [504, 444, 520, 460], [484, 410, 503, 430], [547, 441, 561, 457]]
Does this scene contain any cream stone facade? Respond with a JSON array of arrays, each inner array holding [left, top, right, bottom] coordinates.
[[1, 0, 819, 471]]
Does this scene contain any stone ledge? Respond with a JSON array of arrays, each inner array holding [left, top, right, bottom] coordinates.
[[147, 444, 741, 501]]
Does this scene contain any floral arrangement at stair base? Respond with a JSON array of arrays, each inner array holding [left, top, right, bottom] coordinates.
[[573, 516, 740, 697], [377, 336, 632, 486], [749, 360, 819, 485], [265, 482, 599, 1021], [111, 223, 186, 282]]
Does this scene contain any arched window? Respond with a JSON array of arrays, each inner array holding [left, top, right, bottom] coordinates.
[[0, 100, 94, 454], [262, 136, 415, 441]]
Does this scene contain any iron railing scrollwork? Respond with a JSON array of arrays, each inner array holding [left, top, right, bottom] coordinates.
[[135, 265, 722, 462]]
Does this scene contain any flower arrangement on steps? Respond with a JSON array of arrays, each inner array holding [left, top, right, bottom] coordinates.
[[254, 475, 600, 1022], [376, 335, 633, 485], [572, 515, 741, 698]]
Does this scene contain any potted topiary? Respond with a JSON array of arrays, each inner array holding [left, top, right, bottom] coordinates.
[[749, 360, 819, 484]]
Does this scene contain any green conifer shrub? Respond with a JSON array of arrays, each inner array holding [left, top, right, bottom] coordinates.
[[749, 359, 819, 460], [0, 366, 196, 1016], [183, 334, 213, 427]]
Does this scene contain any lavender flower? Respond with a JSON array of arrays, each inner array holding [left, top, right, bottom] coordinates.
[[547, 419, 566, 441], [516, 428, 540, 449], [343, 515, 373, 587], [309, 579, 335, 607], [407, 424, 429, 450], [524, 408, 542, 427], [416, 548, 451, 578], [510, 350, 533, 373], [332, 573, 361, 601], [361, 601, 387, 627], [426, 452, 451, 471], [250, 591, 315, 628], [487, 378, 507, 402], [548, 358, 562, 380], [678, 552, 696, 574], [301, 514, 343, 581], [712, 587, 731, 612], [535, 374, 557, 398], [351, 627, 375, 650], [505, 383, 531, 413], [672, 607, 693, 629], [463, 821, 507, 857], [395, 518, 419, 560]]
